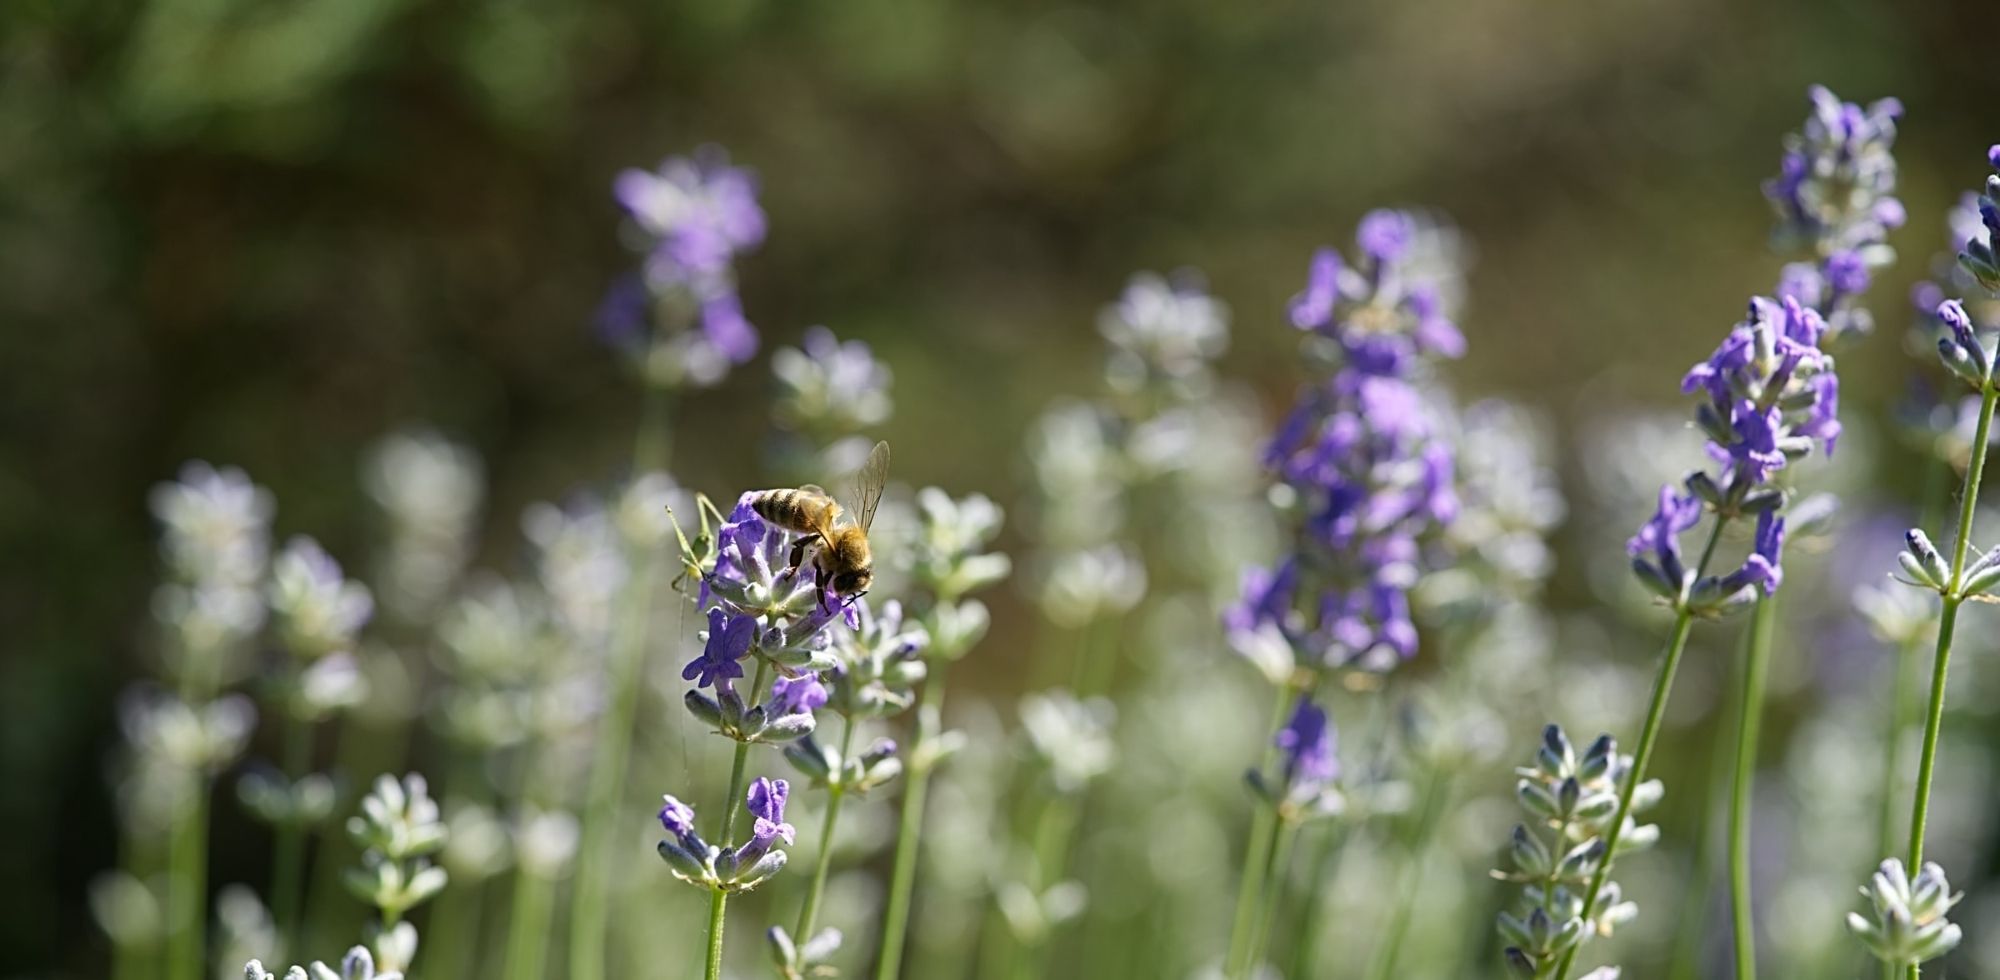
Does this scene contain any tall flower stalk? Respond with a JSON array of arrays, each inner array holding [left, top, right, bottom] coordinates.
[[1540, 289, 1842, 980], [1223, 211, 1465, 978], [667, 489, 878, 977], [569, 145, 766, 980], [875, 489, 1010, 980], [94, 465, 271, 980], [1711, 83, 1902, 979], [769, 599, 924, 977], [249, 537, 374, 954], [1848, 149, 2000, 977]]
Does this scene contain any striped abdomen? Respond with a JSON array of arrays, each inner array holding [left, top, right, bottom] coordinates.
[[749, 488, 843, 536]]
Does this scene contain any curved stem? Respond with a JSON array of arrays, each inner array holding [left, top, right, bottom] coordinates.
[[1224, 682, 1298, 978], [794, 716, 858, 947], [1245, 818, 1298, 975], [568, 546, 664, 979], [164, 776, 209, 980], [1552, 609, 1698, 980], [705, 888, 729, 980], [1728, 596, 1777, 980], [1286, 823, 1352, 978], [1902, 383, 1998, 980], [1365, 763, 1451, 980], [875, 662, 948, 980], [271, 710, 312, 955]]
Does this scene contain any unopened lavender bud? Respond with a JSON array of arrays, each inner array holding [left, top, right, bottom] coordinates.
[[760, 712, 816, 742], [1502, 947, 1536, 977], [730, 850, 788, 890], [1631, 558, 1681, 600], [1905, 530, 1951, 588], [1557, 839, 1606, 880], [1518, 780, 1559, 820], [1556, 776, 1581, 816], [767, 926, 798, 970], [1579, 734, 1615, 780], [1510, 825, 1552, 877], [684, 690, 723, 728], [1539, 724, 1573, 774], [1684, 471, 1723, 505]]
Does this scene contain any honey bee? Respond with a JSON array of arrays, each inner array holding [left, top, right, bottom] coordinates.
[[748, 441, 891, 611]]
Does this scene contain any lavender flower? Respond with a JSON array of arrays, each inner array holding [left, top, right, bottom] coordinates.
[[683, 607, 755, 690], [361, 429, 482, 622], [1957, 146, 2000, 293], [1230, 211, 1464, 675], [269, 536, 374, 659], [1763, 85, 1904, 340], [1846, 859, 1963, 968], [654, 780, 793, 893], [773, 326, 893, 436], [782, 598, 925, 791], [769, 673, 829, 716], [1494, 725, 1658, 978], [603, 147, 765, 387], [343, 774, 448, 962], [1627, 293, 1842, 613], [1098, 271, 1230, 397], [679, 496, 864, 743], [1247, 694, 1342, 821]]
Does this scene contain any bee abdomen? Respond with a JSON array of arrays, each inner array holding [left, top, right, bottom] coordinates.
[[749, 488, 825, 532]]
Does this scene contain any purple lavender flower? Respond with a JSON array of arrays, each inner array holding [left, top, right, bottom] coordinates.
[[659, 794, 699, 843], [1683, 296, 1841, 489], [1630, 293, 1841, 610], [1275, 695, 1338, 790], [769, 674, 828, 716], [1959, 146, 2000, 292], [1627, 485, 1703, 589], [683, 607, 754, 689], [1763, 85, 1905, 340], [730, 777, 795, 867], [604, 146, 767, 387], [1236, 213, 1465, 673]]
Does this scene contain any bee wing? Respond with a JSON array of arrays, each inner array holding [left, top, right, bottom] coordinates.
[[852, 441, 891, 532], [795, 484, 841, 545]]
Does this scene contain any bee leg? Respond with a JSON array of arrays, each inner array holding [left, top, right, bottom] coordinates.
[[787, 537, 811, 576]]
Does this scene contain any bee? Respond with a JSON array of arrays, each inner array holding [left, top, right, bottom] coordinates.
[[748, 441, 891, 611]]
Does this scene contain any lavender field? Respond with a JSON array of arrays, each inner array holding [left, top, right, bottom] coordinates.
[[8, 2, 2000, 979]]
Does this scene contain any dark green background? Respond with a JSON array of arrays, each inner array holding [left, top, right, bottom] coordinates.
[[2, 0, 1993, 972]]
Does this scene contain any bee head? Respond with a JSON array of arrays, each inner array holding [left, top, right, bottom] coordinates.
[[829, 568, 872, 596]]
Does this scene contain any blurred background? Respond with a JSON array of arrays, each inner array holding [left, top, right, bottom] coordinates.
[[6, 0, 2000, 975]]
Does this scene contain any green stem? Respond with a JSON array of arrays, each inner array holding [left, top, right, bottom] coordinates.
[[1286, 824, 1351, 978], [164, 775, 209, 980], [1069, 613, 1121, 701], [1225, 683, 1298, 979], [1727, 596, 1777, 980], [1873, 456, 1948, 887], [1551, 515, 1729, 980], [271, 710, 312, 954], [875, 662, 948, 980], [1902, 383, 1998, 980], [1245, 817, 1298, 975], [502, 869, 555, 980], [419, 877, 481, 980], [1664, 680, 1736, 980], [1011, 793, 1083, 980], [1365, 764, 1452, 980], [568, 518, 667, 980], [794, 716, 858, 947], [705, 887, 729, 980], [718, 660, 772, 845], [1552, 609, 1699, 980]]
